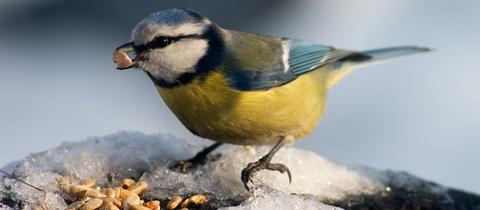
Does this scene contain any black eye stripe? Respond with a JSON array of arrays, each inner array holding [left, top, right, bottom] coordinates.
[[134, 34, 204, 52]]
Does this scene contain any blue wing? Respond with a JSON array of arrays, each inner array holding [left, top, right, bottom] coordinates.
[[226, 39, 357, 91], [289, 40, 338, 75]]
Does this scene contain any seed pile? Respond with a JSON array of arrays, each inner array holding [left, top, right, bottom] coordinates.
[[58, 177, 207, 210]]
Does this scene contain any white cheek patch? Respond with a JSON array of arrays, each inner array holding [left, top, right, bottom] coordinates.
[[144, 39, 208, 83], [162, 39, 208, 73]]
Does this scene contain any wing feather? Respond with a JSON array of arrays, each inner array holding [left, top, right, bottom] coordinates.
[[288, 40, 354, 75], [225, 37, 356, 91]]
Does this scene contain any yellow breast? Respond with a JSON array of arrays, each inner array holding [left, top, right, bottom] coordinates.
[[156, 69, 329, 145]]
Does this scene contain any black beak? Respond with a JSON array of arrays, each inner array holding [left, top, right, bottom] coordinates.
[[113, 42, 137, 70]]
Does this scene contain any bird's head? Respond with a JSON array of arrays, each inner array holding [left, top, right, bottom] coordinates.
[[114, 8, 226, 87]]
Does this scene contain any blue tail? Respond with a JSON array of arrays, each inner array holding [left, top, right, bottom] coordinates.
[[326, 46, 430, 87], [363, 46, 430, 61], [347, 46, 431, 65], [343, 46, 431, 65]]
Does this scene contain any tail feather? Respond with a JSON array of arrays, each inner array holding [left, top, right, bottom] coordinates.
[[347, 46, 431, 65], [326, 46, 430, 88]]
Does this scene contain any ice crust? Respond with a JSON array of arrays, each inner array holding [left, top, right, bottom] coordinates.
[[0, 131, 442, 209]]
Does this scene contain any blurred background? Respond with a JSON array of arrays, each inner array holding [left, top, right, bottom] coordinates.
[[1, 0, 479, 193]]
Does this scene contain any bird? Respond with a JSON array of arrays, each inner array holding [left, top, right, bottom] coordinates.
[[113, 8, 430, 191]]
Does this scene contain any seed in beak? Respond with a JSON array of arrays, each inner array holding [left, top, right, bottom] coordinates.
[[113, 50, 133, 70]]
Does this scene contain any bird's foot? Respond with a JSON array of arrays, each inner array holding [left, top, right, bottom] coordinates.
[[241, 155, 291, 191], [171, 159, 194, 173], [241, 157, 292, 191], [170, 153, 221, 173], [170, 142, 223, 173]]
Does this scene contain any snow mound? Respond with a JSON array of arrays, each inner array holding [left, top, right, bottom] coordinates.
[[1, 131, 467, 209], [222, 187, 342, 210]]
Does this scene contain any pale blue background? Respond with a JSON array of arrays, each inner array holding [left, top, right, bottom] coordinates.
[[1, 0, 479, 193]]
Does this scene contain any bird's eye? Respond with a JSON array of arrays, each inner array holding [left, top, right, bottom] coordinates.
[[153, 37, 172, 48]]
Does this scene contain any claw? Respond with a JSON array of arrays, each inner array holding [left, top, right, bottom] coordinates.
[[240, 138, 292, 191], [171, 160, 193, 173], [241, 163, 255, 191], [266, 163, 292, 183], [241, 160, 292, 191]]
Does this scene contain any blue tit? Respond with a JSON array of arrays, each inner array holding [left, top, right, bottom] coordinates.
[[113, 8, 430, 190]]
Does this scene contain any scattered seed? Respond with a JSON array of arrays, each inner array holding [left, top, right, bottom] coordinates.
[[66, 200, 85, 210], [101, 200, 120, 210], [143, 200, 160, 210], [81, 178, 96, 188], [127, 182, 148, 195], [85, 189, 107, 198], [70, 185, 91, 198], [189, 194, 207, 205], [100, 198, 122, 210], [180, 197, 191, 208], [119, 187, 135, 200], [128, 204, 152, 210], [101, 197, 122, 208], [166, 196, 183, 210], [80, 198, 103, 210], [103, 188, 120, 199], [121, 178, 136, 189], [124, 193, 141, 206]]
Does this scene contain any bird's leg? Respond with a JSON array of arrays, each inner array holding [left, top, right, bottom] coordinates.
[[241, 137, 292, 191], [171, 142, 223, 173]]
